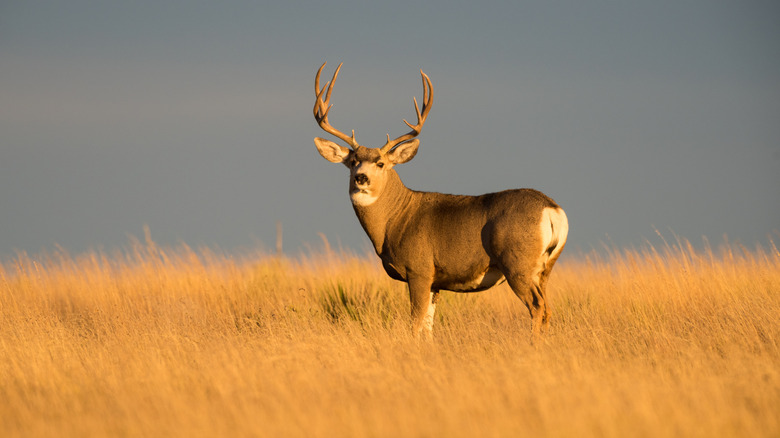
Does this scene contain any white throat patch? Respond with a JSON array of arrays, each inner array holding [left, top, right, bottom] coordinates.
[[350, 191, 378, 207]]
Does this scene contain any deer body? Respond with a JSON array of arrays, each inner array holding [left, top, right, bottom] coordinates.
[[313, 63, 568, 340]]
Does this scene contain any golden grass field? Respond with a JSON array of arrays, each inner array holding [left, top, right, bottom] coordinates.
[[1, 232, 778, 437]]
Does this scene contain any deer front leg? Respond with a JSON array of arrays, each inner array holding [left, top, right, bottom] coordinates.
[[408, 278, 438, 339]]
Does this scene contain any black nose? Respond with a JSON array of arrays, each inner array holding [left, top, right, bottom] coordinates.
[[354, 173, 369, 185]]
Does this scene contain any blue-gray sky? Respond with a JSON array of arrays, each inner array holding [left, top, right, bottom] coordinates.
[[1, 1, 778, 258]]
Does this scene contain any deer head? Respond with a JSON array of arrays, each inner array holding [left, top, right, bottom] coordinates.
[[313, 62, 433, 206]]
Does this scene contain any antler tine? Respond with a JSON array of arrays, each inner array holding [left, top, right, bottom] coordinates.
[[314, 62, 359, 149], [381, 70, 434, 153]]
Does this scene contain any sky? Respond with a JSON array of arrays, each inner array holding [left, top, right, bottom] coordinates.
[[1, 1, 778, 260]]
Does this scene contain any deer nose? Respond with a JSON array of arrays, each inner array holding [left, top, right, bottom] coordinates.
[[354, 173, 369, 185]]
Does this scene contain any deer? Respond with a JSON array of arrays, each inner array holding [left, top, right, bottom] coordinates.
[[312, 62, 568, 341]]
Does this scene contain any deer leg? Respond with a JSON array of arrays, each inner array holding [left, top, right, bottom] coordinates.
[[506, 273, 546, 343], [424, 290, 440, 335], [408, 278, 437, 339], [538, 270, 553, 332], [538, 243, 564, 332]]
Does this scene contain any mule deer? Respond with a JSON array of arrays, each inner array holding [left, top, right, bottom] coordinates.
[[313, 62, 568, 341]]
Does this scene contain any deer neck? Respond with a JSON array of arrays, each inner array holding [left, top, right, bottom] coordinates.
[[351, 170, 416, 256]]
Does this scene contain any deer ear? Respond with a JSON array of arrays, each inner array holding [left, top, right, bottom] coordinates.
[[386, 139, 420, 164], [314, 138, 351, 163]]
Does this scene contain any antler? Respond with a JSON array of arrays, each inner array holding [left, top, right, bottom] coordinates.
[[380, 70, 434, 153], [314, 62, 359, 149]]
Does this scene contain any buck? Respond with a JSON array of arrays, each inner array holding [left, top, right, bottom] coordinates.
[[313, 62, 568, 341]]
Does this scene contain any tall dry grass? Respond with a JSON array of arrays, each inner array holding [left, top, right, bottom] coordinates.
[[1, 233, 778, 437]]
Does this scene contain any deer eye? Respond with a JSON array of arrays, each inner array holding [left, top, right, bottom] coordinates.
[[376, 162, 385, 169], [350, 159, 359, 167]]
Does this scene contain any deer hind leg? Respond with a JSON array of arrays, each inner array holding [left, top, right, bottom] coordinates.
[[506, 272, 546, 343], [408, 278, 439, 340], [538, 251, 562, 331], [539, 206, 568, 331]]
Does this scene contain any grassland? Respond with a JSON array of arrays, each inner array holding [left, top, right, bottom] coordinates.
[[1, 233, 778, 437]]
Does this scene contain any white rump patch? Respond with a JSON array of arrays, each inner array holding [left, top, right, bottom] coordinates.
[[539, 207, 569, 265], [350, 191, 378, 206]]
